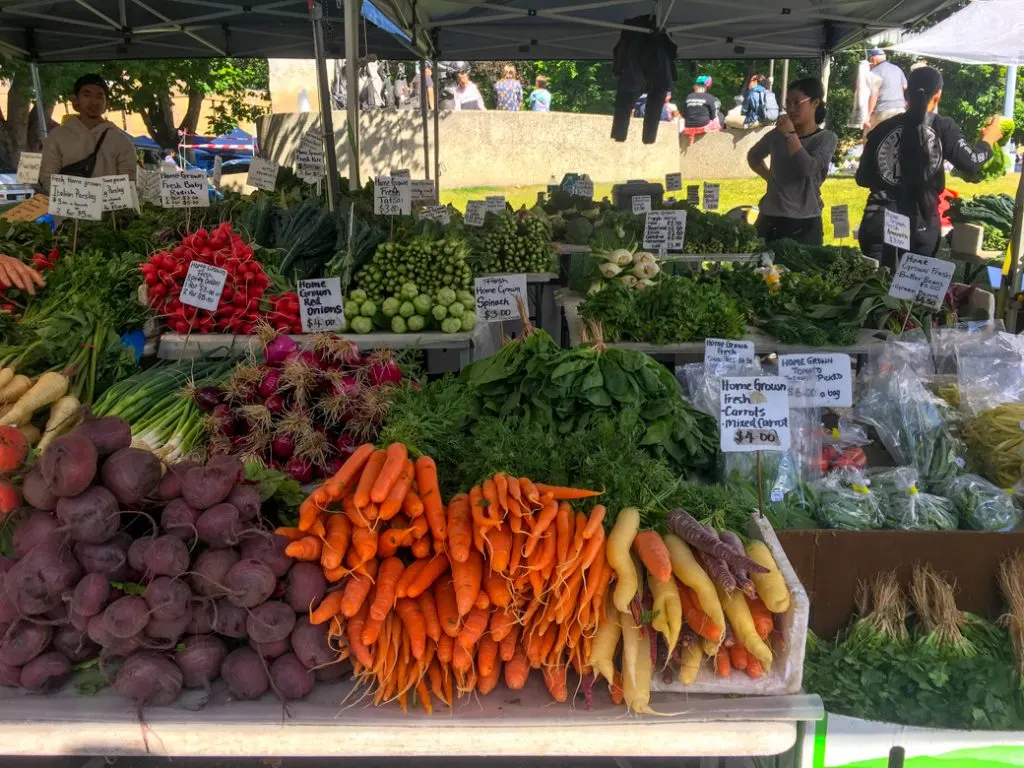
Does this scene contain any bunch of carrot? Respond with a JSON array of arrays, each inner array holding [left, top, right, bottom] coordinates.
[[589, 509, 792, 713], [279, 441, 609, 712]]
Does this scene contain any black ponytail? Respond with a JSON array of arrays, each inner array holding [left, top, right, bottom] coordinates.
[[788, 77, 827, 123], [897, 66, 944, 218]]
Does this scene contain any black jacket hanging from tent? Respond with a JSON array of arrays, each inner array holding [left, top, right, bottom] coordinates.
[[610, 17, 677, 144]]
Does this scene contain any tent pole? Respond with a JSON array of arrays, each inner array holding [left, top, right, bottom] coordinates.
[[344, 0, 361, 190], [768, 59, 775, 91], [1004, 66, 1018, 118], [432, 37, 441, 193], [820, 52, 831, 109], [30, 62, 47, 141], [420, 59, 430, 180], [781, 59, 789, 105], [310, 0, 340, 211]]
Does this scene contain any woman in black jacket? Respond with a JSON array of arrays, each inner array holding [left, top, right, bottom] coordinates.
[[856, 66, 1003, 269]]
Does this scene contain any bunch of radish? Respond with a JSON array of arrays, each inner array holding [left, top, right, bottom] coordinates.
[[0, 426, 29, 518], [0, 415, 345, 705], [194, 328, 405, 484], [141, 222, 271, 335], [264, 292, 302, 335]]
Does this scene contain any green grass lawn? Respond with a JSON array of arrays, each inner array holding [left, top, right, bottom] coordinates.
[[442, 174, 1022, 245]]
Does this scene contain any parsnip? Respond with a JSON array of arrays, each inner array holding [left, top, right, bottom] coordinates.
[[608, 506, 640, 612], [664, 533, 726, 637], [16, 423, 40, 446], [0, 368, 13, 391], [36, 395, 81, 453], [0, 375, 31, 405], [745, 540, 791, 613], [1, 372, 69, 426]]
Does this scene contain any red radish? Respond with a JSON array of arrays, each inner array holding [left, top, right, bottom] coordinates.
[[0, 426, 29, 474], [283, 457, 313, 484], [0, 481, 20, 518]]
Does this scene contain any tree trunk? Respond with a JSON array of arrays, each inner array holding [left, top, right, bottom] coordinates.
[[178, 89, 205, 136], [141, 93, 179, 150]]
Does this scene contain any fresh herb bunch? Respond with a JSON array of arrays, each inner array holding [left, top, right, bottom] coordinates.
[[579, 277, 746, 344]]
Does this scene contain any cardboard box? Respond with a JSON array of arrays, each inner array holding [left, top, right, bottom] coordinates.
[[776, 529, 1024, 639]]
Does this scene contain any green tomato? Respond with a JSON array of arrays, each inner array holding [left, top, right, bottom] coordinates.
[[350, 316, 373, 334], [413, 294, 433, 316], [400, 282, 419, 300], [391, 315, 408, 334], [459, 311, 477, 332], [441, 317, 462, 334], [456, 290, 474, 307], [399, 301, 416, 319], [447, 301, 465, 318], [381, 297, 401, 318], [344, 300, 361, 319], [432, 304, 448, 321], [407, 314, 425, 332], [350, 288, 367, 303], [436, 287, 456, 307], [359, 300, 377, 318]]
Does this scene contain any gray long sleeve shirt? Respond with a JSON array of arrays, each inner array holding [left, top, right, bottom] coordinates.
[[747, 128, 837, 219]]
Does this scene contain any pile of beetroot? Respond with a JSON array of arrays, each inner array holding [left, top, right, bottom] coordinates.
[[0, 415, 344, 705], [196, 330, 406, 484]]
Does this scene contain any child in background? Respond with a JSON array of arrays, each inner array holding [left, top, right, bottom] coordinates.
[[530, 76, 552, 112]]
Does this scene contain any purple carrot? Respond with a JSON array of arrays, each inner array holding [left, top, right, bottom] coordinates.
[[667, 509, 769, 573], [719, 530, 757, 600], [696, 547, 738, 594]]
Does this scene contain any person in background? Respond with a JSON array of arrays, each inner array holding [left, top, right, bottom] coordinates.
[[0, 255, 43, 295], [452, 67, 486, 111], [414, 63, 435, 111], [39, 73, 137, 193], [747, 78, 838, 246], [742, 74, 767, 127], [494, 65, 523, 111], [856, 66, 1001, 268], [683, 75, 722, 130], [529, 76, 552, 112], [863, 49, 907, 133], [661, 92, 679, 122], [161, 150, 179, 173]]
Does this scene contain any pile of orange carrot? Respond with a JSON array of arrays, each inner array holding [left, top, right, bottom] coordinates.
[[277, 441, 609, 711]]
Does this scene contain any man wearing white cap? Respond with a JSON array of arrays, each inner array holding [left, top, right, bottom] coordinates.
[[864, 48, 907, 133]]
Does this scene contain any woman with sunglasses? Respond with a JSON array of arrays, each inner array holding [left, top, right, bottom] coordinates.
[[747, 78, 837, 246], [856, 66, 1002, 269]]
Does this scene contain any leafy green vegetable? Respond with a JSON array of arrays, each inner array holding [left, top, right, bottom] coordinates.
[[244, 462, 306, 527]]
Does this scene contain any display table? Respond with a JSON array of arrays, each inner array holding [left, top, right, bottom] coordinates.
[[156, 325, 501, 372], [0, 685, 821, 757], [525, 271, 559, 337], [557, 292, 890, 359]]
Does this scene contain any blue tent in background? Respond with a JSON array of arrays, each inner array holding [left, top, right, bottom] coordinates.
[[133, 134, 160, 150], [190, 128, 257, 155]]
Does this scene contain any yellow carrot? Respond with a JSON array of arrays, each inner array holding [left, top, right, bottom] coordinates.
[[716, 582, 773, 668], [745, 540, 791, 613], [607, 506, 640, 612], [587, 596, 621, 685], [664, 533, 726, 641], [678, 641, 703, 685], [648, 570, 682, 652]]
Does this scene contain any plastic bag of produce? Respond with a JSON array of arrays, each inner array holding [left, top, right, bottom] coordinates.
[[806, 469, 884, 530], [679, 359, 764, 417], [955, 331, 1024, 417], [854, 348, 965, 493], [869, 466, 957, 531], [949, 473, 1021, 531]]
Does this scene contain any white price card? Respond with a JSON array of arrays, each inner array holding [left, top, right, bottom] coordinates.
[[486, 195, 507, 214], [16, 152, 41, 185], [643, 209, 687, 251], [686, 184, 700, 205], [779, 353, 853, 408], [160, 171, 209, 208], [720, 376, 791, 453], [474, 274, 527, 323], [705, 338, 755, 368], [374, 175, 411, 216], [703, 182, 720, 211], [883, 209, 910, 250], [247, 157, 279, 192], [419, 205, 450, 225], [665, 172, 682, 192], [632, 195, 652, 214], [830, 204, 850, 239], [100, 175, 136, 213], [888, 252, 956, 309], [293, 143, 324, 183], [465, 200, 486, 227], [392, 168, 411, 180], [48, 174, 103, 220], [180, 261, 228, 312], [136, 167, 161, 205], [411, 180, 437, 205], [571, 178, 594, 199], [298, 277, 345, 333]]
